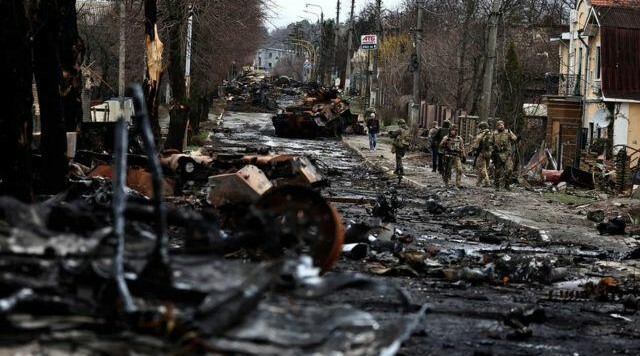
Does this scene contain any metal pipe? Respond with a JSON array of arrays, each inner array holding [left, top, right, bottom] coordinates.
[[113, 118, 137, 313], [129, 84, 169, 267]]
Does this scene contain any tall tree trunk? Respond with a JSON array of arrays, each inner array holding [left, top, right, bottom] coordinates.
[[31, 0, 68, 194], [0, 0, 33, 201], [144, 0, 164, 140], [164, 2, 189, 151], [455, 0, 476, 110], [59, 0, 83, 132]]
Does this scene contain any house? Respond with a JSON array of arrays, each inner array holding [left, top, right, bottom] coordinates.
[[253, 48, 294, 73], [544, 0, 640, 167]]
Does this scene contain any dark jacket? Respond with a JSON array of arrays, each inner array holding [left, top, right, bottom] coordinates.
[[366, 117, 380, 134]]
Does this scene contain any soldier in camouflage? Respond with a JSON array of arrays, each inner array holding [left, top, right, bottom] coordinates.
[[391, 119, 410, 182], [470, 122, 493, 187], [434, 120, 451, 174], [440, 124, 466, 188], [490, 120, 518, 190]]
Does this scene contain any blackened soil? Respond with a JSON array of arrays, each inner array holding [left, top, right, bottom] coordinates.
[[212, 112, 640, 356]]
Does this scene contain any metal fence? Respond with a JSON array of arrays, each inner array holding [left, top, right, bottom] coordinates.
[[546, 73, 581, 96]]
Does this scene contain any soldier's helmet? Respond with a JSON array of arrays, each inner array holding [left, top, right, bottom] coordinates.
[[398, 119, 406, 125], [450, 124, 458, 130], [442, 120, 452, 128], [478, 122, 488, 130]]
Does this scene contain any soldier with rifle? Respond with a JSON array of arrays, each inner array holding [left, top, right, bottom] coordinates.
[[440, 124, 466, 189], [391, 119, 410, 183], [490, 120, 518, 190], [470, 122, 493, 187], [433, 120, 451, 174]]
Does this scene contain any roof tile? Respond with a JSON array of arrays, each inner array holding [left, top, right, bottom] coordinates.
[[591, 0, 640, 8]]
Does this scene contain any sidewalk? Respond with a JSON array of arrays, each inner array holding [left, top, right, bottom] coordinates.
[[343, 134, 639, 255]]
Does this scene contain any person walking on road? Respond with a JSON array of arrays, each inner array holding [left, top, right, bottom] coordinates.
[[470, 122, 493, 187], [428, 121, 440, 172], [391, 119, 410, 182], [366, 112, 380, 150], [440, 124, 466, 189], [491, 120, 518, 190], [434, 120, 451, 174]]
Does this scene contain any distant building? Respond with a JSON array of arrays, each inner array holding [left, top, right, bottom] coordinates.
[[76, 0, 113, 23], [253, 48, 294, 73]]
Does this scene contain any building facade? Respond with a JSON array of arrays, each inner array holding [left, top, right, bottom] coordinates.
[[253, 48, 294, 73], [546, 0, 640, 167]]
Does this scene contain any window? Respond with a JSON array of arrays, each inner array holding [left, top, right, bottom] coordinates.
[[596, 46, 601, 80], [578, 47, 583, 69], [269, 52, 273, 58]]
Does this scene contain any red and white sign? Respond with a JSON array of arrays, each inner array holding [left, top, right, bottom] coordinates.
[[360, 34, 378, 49]]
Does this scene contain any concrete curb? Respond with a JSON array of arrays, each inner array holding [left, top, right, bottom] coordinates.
[[481, 210, 551, 242], [342, 136, 550, 242], [341, 137, 428, 189]]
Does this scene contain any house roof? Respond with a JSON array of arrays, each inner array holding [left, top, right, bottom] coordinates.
[[595, 6, 640, 29], [591, 0, 640, 8]]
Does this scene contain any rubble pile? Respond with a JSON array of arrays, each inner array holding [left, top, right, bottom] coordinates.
[[221, 71, 365, 139], [4, 83, 640, 354], [0, 86, 428, 354]]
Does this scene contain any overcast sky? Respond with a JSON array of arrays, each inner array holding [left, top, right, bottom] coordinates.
[[266, 0, 405, 30]]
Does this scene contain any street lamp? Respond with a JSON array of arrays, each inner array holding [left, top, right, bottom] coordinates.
[[305, 4, 325, 84], [302, 10, 320, 23], [305, 3, 324, 24]]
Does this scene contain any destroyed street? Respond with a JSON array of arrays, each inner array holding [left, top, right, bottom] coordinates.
[[210, 110, 640, 355], [1, 0, 640, 355]]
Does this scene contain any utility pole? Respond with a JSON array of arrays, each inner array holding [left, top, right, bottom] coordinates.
[[370, 0, 381, 108], [118, 0, 126, 113], [344, 0, 355, 93], [479, 0, 502, 122], [410, 1, 424, 126], [332, 0, 340, 87], [319, 11, 324, 84], [185, 5, 194, 99]]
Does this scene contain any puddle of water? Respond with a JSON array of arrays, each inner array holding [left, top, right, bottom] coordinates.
[[553, 277, 601, 290]]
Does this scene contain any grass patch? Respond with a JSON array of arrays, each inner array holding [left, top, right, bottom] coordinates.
[[542, 192, 596, 206], [187, 130, 210, 149]]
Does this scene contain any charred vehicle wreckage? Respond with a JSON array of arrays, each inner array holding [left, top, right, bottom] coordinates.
[[271, 87, 364, 138], [3, 81, 640, 354], [0, 85, 426, 354], [221, 73, 365, 138]]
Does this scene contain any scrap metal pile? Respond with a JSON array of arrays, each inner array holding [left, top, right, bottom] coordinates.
[[522, 142, 640, 195], [0, 86, 425, 354]]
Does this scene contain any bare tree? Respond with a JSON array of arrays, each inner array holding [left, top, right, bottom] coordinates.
[[31, 0, 80, 194], [0, 0, 33, 201], [143, 0, 163, 138]]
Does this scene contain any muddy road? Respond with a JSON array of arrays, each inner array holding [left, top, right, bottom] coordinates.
[[211, 111, 640, 356]]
